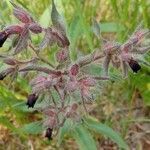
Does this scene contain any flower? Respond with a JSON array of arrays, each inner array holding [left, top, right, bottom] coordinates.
[[26, 93, 38, 108], [0, 31, 8, 47], [0, 74, 6, 80], [0, 25, 24, 48], [128, 59, 141, 73], [120, 49, 142, 77], [0, 1, 149, 141], [45, 128, 53, 140]]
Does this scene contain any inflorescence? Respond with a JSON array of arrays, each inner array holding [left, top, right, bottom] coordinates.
[[0, 0, 149, 140]]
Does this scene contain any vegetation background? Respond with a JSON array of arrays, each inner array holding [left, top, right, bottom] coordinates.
[[0, 0, 150, 149]]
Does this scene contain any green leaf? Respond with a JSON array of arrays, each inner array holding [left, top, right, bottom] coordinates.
[[21, 121, 43, 135], [84, 64, 122, 81], [51, 0, 66, 34], [0, 116, 17, 131], [12, 101, 34, 113], [85, 117, 129, 150], [142, 90, 150, 106], [16, 77, 31, 92], [0, 86, 20, 107], [72, 124, 97, 150], [0, 116, 25, 137], [129, 71, 150, 106], [58, 119, 73, 145]]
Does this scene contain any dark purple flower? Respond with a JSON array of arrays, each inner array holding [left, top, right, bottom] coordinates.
[[0, 31, 8, 47], [26, 93, 38, 108], [0, 74, 6, 80], [128, 59, 141, 73], [45, 128, 53, 140]]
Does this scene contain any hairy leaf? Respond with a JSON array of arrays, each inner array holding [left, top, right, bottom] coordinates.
[[0, 116, 25, 137], [72, 124, 97, 150], [85, 117, 129, 150], [51, 0, 66, 35], [21, 121, 43, 135]]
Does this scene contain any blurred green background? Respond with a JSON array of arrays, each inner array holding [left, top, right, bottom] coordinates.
[[0, 0, 150, 149]]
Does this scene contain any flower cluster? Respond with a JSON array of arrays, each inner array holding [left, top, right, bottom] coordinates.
[[102, 28, 150, 77], [0, 1, 149, 140]]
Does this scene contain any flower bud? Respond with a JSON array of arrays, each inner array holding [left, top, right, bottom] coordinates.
[[5, 25, 23, 35], [3, 58, 17, 66], [128, 59, 141, 73], [0, 31, 8, 47], [51, 28, 70, 48], [45, 128, 53, 140], [80, 77, 96, 87], [26, 93, 38, 108], [56, 49, 68, 63], [29, 23, 42, 34], [66, 103, 78, 118], [66, 79, 78, 92], [70, 64, 79, 76], [11, 1, 33, 23]]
